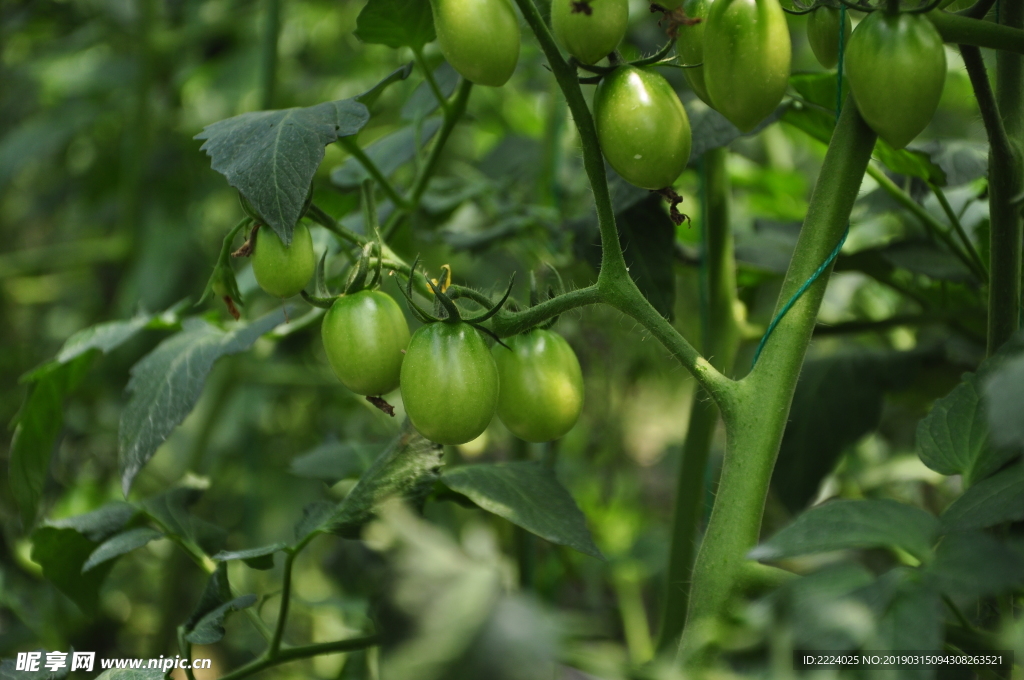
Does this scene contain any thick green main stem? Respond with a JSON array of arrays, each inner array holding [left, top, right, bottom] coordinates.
[[928, 10, 1024, 55], [678, 103, 876, 664], [658, 147, 739, 652], [259, 0, 280, 109]]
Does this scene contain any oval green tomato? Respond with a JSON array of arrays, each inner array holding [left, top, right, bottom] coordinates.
[[595, 66, 692, 190], [430, 0, 520, 86], [703, 0, 791, 132], [845, 11, 945, 150], [251, 223, 315, 298], [492, 329, 584, 443], [322, 290, 410, 396], [676, 0, 712, 105], [400, 322, 499, 445], [551, 0, 628, 66], [806, 6, 851, 69]]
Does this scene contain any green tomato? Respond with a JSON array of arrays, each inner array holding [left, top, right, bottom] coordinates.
[[321, 290, 410, 396], [845, 11, 945, 150], [251, 223, 316, 298], [492, 329, 584, 443], [551, 0, 629, 66], [595, 66, 692, 190], [676, 0, 712, 105], [703, 0, 791, 132], [429, 0, 521, 87], [806, 6, 851, 69], [400, 322, 499, 445]]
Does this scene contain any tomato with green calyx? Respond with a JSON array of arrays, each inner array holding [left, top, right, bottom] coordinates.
[[400, 322, 499, 445], [676, 0, 712, 105], [252, 223, 316, 298], [492, 329, 584, 443], [806, 6, 850, 69], [703, 0, 790, 132], [551, 0, 628, 66], [322, 290, 410, 396], [845, 11, 945, 150], [595, 66, 692, 190], [429, 0, 520, 87]]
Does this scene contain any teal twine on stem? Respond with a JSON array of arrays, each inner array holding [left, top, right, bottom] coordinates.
[[751, 3, 850, 367]]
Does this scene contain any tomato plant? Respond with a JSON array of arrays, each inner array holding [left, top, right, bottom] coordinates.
[[492, 329, 584, 442], [845, 10, 947, 149], [251, 222, 317, 298], [594, 65, 692, 189], [430, 0, 521, 86], [400, 321, 499, 445], [321, 290, 410, 396], [703, 0, 791, 132], [675, 0, 712, 105], [551, 0, 629, 65], [806, 5, 851, 69]]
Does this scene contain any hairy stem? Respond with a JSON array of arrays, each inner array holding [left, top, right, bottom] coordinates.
[[678, 102, 876, 666], [658, 147, 740, 651], [412, 46, 450, 114], [216, 634, 382, 680], [338, 137, 411, 210], [929, 10, 1024, 54]]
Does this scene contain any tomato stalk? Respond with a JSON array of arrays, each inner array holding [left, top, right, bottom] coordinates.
[[678, 101, 877, 665], [259, 0, 280, 109], [928, 10, 1024, 55]]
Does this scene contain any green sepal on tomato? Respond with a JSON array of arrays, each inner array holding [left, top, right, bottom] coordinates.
[[252, 222, 316, 298], [400, 321, 499, 445], [322, 290, 411, 396], [429, 0, 520, 86], [492, 329, 584, 443], [595, 66, 692, 190], [703, 0, 790, 132], [806, 5, 851, 69], [675, 0, 712, 105], [552, 0, 629, 66], [844, 11, 945, 150]]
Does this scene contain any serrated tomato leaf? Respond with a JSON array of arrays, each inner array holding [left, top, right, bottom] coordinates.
[[355, 0, 435, 49]]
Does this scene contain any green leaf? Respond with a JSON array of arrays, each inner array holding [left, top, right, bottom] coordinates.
[[355, 0, 436, 49], [93, 671, 165, 680], [916, 373, 1008, 484], [44, 502, 138, 541], [289, 441, 375, 484], [878, 240, 973, 283], [923, 532, 1024, 600], [31, 526, 115, 614], [10, 355, 94, 527], [749, 499, 939, 562], [402, 63, 459, 121], [871, 583, 943, 680], [331, 118, 443, 189], [293, 501, 335, 541], [195, 101, 369, 243], [83, 527, 162, 573], [984, 351, 1024, 451], [141, 485, 226, 554], [355, 63, 415, 108], [184, 594, 257, 644], [918, 139, 988, 187], [119, 310, 287, 495], [441, 461, 602, 559], [316, 424, 444, 540], [212, 543, 287, 570], [941, 462, 1024, 531], [617, 194, 677, 320], [686, 97, 788, 158], [54, 313, 154, 364], [772, 350, 928, 513]]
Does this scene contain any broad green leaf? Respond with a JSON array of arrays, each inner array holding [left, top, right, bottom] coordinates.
[[31, 526, 115, 614], [355, 0, 435, 49], [402, 63, 459, 121], [878, 240, 973, 283], [924, 531, 1024, 600], [319, 425, 443, 539], [749, 499, 939, 562], [182, 563, 233, 643], [141, 485, 226, 554], [10, 355, 94, 527], [355, 63, 415, 109], [331, 118, 443, 189], [772, 350, 928, 512], [941, 463, 1024, 531], [441, 461, 602, 559], [119, 310, 287, 495], [617, 194, 677, 320], [984, 351, 1024, 451], [916, 373, 1006, 483], [44, 502, 138, 541], [293, 501, 335, 541], [289, 441, 375, 483], [184, 594, 257, 644], [212, 542, 287, 570], [871, 583, 943, 680], [93, 671, 164, 680], [771, 563, 875, 650], [195, 101, 369, 243], [54, 313, 154, 364], [918, 139, 987, 187], [83, 527, 162, 572], [686, 97, 787, 158]]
